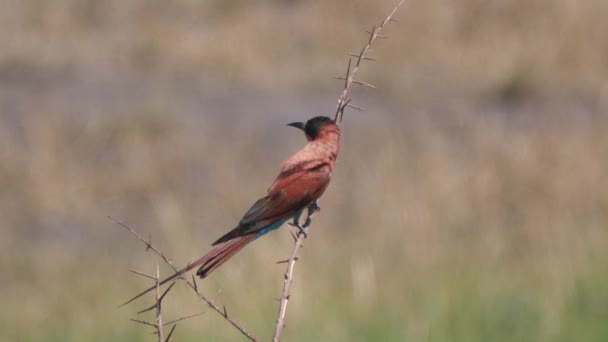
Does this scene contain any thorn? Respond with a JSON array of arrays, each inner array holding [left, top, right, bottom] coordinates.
[[366, 30, 387, 38], [163, 312, 205, 326], [344, 58, 352, 88], [346, 103, 366, 111], [367, 25, 376, 43], [165, 324, 177, 342], [389, 17, 399, 23], [223, 306, 228, 318], [342, 98, 352, 112], [191, 275, 198, 292], [146, 233, 152, 251], [335, 78, 376, 89], [130, 318, 156, 327], [348, 53, 376, 61], [338, 98, 353, 123], [158, 282, 176, 303], [287, 228, 297, 242], [128, 269, 156, 280], [137, 303, 157, 315], [137, 282, 175, 314], [276, 259, 290, 264], [212, 289, 223, 303]]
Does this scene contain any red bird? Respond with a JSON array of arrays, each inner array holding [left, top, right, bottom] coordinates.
[[122, 116, 340, 305]]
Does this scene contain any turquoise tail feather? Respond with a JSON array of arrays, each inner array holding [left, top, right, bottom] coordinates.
[[254, 216, 293, 239]]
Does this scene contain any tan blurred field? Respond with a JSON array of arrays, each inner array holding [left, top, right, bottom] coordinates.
[[1, 1, 608, 341]]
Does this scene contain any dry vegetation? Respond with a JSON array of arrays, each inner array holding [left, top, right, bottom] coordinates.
[[1, 1, 607, 341]]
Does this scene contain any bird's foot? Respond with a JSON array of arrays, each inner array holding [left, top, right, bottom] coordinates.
[[301, 201, 320, 228], [289, 201, 321, 238], [308, 201, 320, 215], [288, 212, 308, 238], [289, 222, 309, 238]]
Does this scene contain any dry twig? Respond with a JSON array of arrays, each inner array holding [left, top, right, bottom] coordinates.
[[112, 217, 259, 342], [127, 264, 175, 341], [272, 230, 306, 342], [334, 0, 407, 123], [272, 201, 319, 342], [155, 264, 165, 342]]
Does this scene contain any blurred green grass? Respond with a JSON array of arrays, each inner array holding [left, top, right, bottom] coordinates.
[[1, 1, 608, 341]]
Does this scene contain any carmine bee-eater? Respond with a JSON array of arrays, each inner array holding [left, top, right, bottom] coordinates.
[[122, 116, 340, 306]]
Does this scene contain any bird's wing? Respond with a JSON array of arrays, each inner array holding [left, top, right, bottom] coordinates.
[[212, 165, 330, 245], [267, 158, 326, 194]]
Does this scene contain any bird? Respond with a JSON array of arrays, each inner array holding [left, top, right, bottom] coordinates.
[[121, 116, 340, 306]]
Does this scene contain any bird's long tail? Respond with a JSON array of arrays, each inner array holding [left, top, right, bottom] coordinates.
[[195, 234, 256, 278], [120, 234, 256, 307]]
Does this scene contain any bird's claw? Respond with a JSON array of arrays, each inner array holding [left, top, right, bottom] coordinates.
[[289, 201, 320, 238], [308, 201, 320, 214], [303, 201, 320, 229], [289, 222, 309, 238]]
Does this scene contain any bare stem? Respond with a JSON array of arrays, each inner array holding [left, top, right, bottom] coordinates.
[[156, 264, 164, 342], [272, 231, 306, 342]]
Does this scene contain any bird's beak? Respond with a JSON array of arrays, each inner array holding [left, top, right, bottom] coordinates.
[[287, 122, 305, 131]]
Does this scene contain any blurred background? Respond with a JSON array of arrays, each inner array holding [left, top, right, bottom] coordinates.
[[1, 0, 607, 341]]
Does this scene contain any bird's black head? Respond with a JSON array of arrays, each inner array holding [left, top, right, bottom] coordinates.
[[287, 116, 335, 140]]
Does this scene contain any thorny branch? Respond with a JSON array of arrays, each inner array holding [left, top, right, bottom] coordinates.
[[129, 274, 184, 342], [334, 0, 407, 124], [117, 2, 406, 341], [272, 203, 318, 342], [155, 264, 165, 342], [112, 217, 259, 342], [273, 2, 407, 341], [127, 264, 175, 342], [272, 230, 307, 342]]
